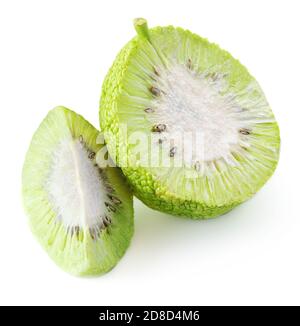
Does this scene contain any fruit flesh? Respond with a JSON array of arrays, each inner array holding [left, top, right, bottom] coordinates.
[[22, 107, 133, 275], [100, 19, 280, 218]]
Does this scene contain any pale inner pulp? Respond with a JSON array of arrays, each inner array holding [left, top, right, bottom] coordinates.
[[148, 64, 252, 167], [46, 138, 108, 228]]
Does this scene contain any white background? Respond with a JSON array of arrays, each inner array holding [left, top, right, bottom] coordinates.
[[0, 0, 299, 306]]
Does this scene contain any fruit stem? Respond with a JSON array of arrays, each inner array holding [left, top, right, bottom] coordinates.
[[133, 18, 150, 41], [133, 18, 168, 68]]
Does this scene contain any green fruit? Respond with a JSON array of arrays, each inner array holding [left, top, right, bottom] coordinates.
[[22, 107, 134, 276], [100, 18, 280, 219]]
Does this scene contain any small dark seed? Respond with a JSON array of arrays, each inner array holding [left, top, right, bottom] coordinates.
[[89, 228, 95, 240], [158, 138, 163, 144], [107, 194, 121, 205], [211, 72, 218, 81], [194, 161, 201, 171], [105, 202, 116, 212], [88, 151, 96, 160], [144, 107, 154, 113], [79, 135, 84, 143], [103, 218, 110, 228], [205, 72, 218, 81], [187, 59, 192, 69], [75, 226, 80, 237], [106, 185, 114, 194], [104, 215, 112, 224], [99, 224, 105, 231], [239, 128, 251, 135], [152, 124, 166, 133], [150, 86, 161, 96], [153, 67, 160, 76], [169, 146, 177, 157]]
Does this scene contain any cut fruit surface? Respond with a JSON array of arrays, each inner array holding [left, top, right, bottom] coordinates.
[[22, 107, 133, 275], [100, 18, 280, 218]]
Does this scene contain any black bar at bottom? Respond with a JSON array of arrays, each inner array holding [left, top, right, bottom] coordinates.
[[0, 306, 296, 323]]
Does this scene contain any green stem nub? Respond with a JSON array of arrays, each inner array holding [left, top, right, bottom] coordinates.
[[133, 18, 150, 41]]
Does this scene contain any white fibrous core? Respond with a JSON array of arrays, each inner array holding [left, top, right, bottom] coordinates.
[[147, 63, 264, 170], [46, 138, 110, 230]]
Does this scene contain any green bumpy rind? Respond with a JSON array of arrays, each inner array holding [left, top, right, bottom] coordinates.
[[100, 22, 280, 219], [22, 106, 134, 275]]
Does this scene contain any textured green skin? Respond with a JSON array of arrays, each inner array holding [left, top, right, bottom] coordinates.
[[100, 25, 280, 219], [23, 107, 134, 275]]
